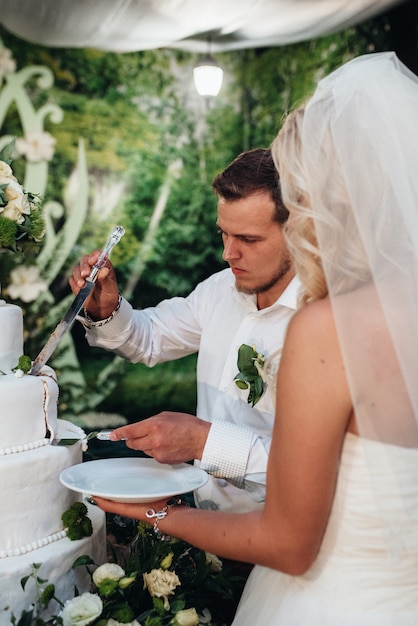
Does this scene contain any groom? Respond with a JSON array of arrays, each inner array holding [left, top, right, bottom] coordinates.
[[70, 148, 299, 514]]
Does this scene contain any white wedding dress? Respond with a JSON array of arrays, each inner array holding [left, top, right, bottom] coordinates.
[[232, 433, 418, 625]]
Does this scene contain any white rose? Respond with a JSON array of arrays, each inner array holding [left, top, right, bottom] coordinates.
[[0, 160, 13, 177], [92, 562, 125, 586], [1, 199, 27, 224], [7, 265, 47, 303], [143, 568, 181, 610], [172, 607, 200, 626], [61, 593, 103, 626], [0, 176, 30, 224]]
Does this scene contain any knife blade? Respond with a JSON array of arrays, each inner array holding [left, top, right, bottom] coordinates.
[[54, 429, 127, 446], [30, 225, 125, 376]]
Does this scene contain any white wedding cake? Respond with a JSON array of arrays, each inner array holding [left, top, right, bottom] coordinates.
[[0, 301, 107, 622]]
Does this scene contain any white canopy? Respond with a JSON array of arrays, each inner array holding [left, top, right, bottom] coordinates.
[[0, 0, 405, 53]]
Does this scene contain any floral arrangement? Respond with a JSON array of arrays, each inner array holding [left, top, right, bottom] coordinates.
[[0, 140, 45, 257], [233, 344, 266, 407], [12, 514, 247, 626]]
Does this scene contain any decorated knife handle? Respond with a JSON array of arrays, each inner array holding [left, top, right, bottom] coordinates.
[[88, 225, 125, 283]]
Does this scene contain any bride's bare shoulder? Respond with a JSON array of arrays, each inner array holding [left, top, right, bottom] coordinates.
[[288, 298, 334, 332]]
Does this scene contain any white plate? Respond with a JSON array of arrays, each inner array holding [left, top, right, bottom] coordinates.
[[60, 457, 208, 503]]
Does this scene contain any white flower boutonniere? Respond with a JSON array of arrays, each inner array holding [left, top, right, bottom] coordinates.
[[234, 343, 266, 407]]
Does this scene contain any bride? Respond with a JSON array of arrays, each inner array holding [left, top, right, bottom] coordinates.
[[94, 52, 418, 623]]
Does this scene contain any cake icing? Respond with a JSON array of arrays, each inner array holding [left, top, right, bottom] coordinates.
[[0, 365, 59, 447], [0, 301, 106, 621], [0, 420, 89, 558], [0, 301, 22, 373]]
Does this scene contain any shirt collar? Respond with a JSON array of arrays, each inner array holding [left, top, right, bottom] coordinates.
[[232, 274, 301, 312], [278, 275, 301, 310]]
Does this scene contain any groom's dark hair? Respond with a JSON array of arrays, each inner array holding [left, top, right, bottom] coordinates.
[[211, 148, 288, 224]]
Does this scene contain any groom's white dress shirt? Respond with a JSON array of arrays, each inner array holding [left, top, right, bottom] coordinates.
[[83, 268, 299, 513]]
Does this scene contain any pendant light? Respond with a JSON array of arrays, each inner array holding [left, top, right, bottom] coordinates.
[[193, 43, 223, 97]]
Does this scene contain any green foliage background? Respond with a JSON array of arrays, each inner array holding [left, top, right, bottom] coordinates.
[[0, 0, 417, 429]]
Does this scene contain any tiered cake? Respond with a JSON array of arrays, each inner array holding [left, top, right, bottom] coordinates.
[[0, 301, 106, 621]]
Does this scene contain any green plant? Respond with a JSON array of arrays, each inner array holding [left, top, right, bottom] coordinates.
[[12, 514, 247, 626]]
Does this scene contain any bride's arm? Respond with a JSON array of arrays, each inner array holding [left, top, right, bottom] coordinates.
[[95, 300, 353, 575]]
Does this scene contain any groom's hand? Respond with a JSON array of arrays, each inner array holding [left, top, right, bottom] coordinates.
[[69, 249, 120, 320], [110, 412, 211, 464]]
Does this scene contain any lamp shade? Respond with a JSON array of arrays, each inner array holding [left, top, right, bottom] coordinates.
[[193, 55, 223, 96]]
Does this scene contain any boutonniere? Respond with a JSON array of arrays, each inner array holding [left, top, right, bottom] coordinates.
[[234, 343, 266, 407]]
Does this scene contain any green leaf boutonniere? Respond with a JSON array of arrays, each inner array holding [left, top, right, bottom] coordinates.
[[234, 343, 266, 407]]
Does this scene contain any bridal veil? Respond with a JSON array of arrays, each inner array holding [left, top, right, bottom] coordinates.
[[275, 52, 418, 557]]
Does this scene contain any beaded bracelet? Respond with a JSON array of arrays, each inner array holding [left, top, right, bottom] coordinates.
[[79, 293, 122, 329], [146, 496, 189, 539]]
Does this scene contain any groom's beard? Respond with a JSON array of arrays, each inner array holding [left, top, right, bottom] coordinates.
[[235, 257, 292, 295]]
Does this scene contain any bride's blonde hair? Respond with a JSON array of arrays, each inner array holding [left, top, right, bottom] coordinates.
[[272, 104, 370, 307], [272, 108, 325, 306]]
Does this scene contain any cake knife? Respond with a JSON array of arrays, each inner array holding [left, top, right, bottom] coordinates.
[[30, 225, 125, 376]]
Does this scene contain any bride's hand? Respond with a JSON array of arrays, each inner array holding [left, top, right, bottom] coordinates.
[[92, 496, 170, 523]]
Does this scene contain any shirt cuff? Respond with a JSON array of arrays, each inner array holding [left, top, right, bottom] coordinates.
[[78, 296, 132, 337], [80, 293, 122, 328], [200, 421, 254, 488]]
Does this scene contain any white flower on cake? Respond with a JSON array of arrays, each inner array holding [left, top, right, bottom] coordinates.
[[16, 130, 56, 162], [6, 264, 47, 302], [61, 592, 103, 626]]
